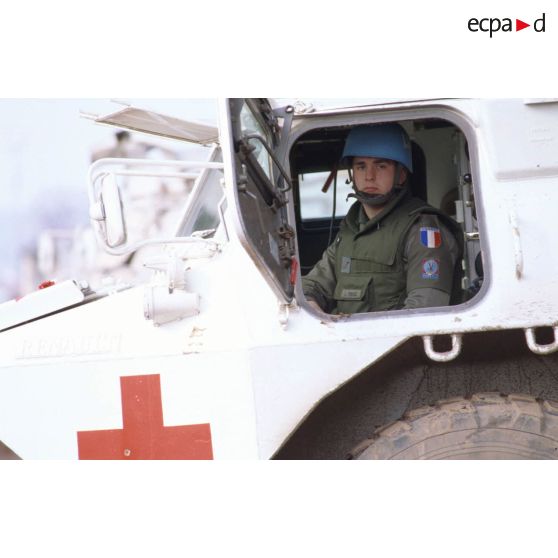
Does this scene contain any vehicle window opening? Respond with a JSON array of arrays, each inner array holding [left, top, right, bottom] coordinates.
[[291, 117, 483, 315]]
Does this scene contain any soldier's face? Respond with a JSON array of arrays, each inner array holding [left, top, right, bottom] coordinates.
[[352, 157, 407, 197]]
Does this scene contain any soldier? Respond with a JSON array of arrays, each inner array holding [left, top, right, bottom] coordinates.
[[302, 123, 461, 314]]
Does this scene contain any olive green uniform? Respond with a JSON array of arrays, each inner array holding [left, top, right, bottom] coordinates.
[[302, 189, 461, 314]]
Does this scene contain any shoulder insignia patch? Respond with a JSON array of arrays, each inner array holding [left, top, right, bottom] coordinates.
[[420, 226, 441, 248], [421, 258, 440, 280]]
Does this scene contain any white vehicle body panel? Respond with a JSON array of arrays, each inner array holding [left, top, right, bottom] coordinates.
[[1, 98, 558, 459]]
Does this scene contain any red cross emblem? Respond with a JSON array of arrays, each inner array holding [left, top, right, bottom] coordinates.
[[77, 374, 213, 460]]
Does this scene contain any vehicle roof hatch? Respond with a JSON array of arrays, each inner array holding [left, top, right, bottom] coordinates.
[[87, 106, 219, 144]]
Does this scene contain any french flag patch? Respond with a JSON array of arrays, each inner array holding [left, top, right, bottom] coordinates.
[[420, 227, 441, 248]]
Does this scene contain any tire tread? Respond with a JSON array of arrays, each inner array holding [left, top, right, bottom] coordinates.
[[350, 393, 558, 460]]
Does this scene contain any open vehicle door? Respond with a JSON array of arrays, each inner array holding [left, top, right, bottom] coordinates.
[[219, 99, 296, 302]]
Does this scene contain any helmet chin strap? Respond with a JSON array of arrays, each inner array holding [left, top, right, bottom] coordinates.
[[347, 185, 404, 206], [346, 163, 406, 207]]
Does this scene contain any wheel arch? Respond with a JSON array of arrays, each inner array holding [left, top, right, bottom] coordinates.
[[273, 328, 558, 459]]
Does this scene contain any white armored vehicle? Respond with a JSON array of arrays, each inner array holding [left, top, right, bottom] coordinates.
[[2, 98, 558, 460]]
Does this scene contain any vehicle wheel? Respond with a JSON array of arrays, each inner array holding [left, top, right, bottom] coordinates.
[[350, 393, 558, 459]]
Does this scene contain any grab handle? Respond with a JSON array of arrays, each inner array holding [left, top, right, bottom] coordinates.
[[422, 334, 462, 362]]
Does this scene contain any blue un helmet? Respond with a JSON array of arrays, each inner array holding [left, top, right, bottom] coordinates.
[[342, 123, 413, 207], [341, 123, 413, 172]]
